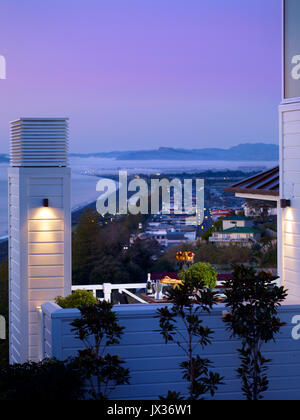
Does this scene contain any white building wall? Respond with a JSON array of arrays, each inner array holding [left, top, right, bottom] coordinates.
[[9, 167, 71, 363], [8, 171, 23, 363], [223, 220, 248, 230], [280, 103, 300, 300]]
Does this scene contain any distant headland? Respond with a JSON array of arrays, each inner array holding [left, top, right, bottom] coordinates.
[[70, 143, 278, 161]]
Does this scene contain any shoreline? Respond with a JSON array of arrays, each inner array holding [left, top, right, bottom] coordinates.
[[0, 165, 270, 245]]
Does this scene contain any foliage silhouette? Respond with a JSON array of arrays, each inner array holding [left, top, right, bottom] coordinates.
[[71, 301, 130, 400], [157, 263, 223, 400], [223, 265, 287, 400]]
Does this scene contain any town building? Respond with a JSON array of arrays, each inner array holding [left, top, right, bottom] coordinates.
[[222, 215, 253, 230], [209, 216, 261, 247], [211, 209, 232, 220], [241, 202, 277, 217]]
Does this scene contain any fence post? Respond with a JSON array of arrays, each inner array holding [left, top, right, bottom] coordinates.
[[36, 307, 44, 361], [103, 283, 112, 302], [0, 315, 5, 340]]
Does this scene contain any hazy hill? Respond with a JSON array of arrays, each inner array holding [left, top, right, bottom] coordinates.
[[71, 143, 278, 161]]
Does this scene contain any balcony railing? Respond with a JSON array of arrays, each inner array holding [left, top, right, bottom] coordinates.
[[72, 280, 227, 304], [209, 237, 252, 242], [72, 283, 148, 304]]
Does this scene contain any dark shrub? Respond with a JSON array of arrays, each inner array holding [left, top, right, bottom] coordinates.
[[0, 358, 84, 400]]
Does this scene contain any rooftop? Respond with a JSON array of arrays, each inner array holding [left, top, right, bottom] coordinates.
[[166, 232, 186, 240], [217, 227, 261, 234], [225, 166, 279, 197], [223, 216, 252, 221]]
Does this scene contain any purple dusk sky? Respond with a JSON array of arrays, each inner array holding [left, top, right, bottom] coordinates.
[[0, 0, 281, 153]]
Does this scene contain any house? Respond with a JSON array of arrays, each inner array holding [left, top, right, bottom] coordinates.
[[129, 231, 151, 245], [242, 202, 277, 218], [222, 215, 254, 230], [209, 216, 260, 247], [210, 226, 261, 247], [178, 226, 197, 241], [166, 231, 187, 247], [225, 166, 281, 274], [146, 229, 168, 247]]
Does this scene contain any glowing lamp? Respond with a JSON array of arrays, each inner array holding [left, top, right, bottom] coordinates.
[[176, 251, 185, 262], [185, 251, 195, 262], [280, 199, 291, 209]]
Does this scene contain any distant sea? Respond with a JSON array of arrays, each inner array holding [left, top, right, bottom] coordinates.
[[70, 156, 278, 175], [0, 157, 278, 238]]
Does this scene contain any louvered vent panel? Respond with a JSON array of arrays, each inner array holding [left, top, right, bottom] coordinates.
[[10, 118, 69, 167]]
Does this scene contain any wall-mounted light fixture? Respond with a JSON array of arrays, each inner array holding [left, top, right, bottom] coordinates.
[[280, 199, 291, 209], [43, 198, 49, 207]]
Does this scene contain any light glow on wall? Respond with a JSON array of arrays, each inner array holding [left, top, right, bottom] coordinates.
[[285, 207, 295, 236], [34, 207, 54, 220], [29, 207, 62, 242]]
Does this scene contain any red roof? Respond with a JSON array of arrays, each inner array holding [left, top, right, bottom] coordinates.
[[217, 273, 234, 283]]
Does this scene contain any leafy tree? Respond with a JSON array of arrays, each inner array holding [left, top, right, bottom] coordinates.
[[90, 256, 130, 285], [151, 256, 177, 273], [72, 210, 151, 286], [0, 358, 84, 400], [98, 214, 147, 258], [180, 262, 217, 289], [245, 199, 276, 222], [71, 301, 130, 400], [159, 391, 184, 401], [122, 237, 161, 275], [98, 222, 129, 257], [195, 243, 252, 267], [55, 290, 97, 308], [157, 265, 223, 400], [261, 244, 277, 267], [121, 214, 146, 233], [252, 243, 277, 268], [123, 261, 145, 284], [200, 227, 214, 241], [157, 242, 255, 270], [223, 265, 287, 400], [72, 209, 102, 285], [213, 217, 224, 231]]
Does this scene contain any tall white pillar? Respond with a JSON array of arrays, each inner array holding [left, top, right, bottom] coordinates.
[[280, 1, 300, 301], [280, 103, 300, 300], [9, 118, 71, 363]]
